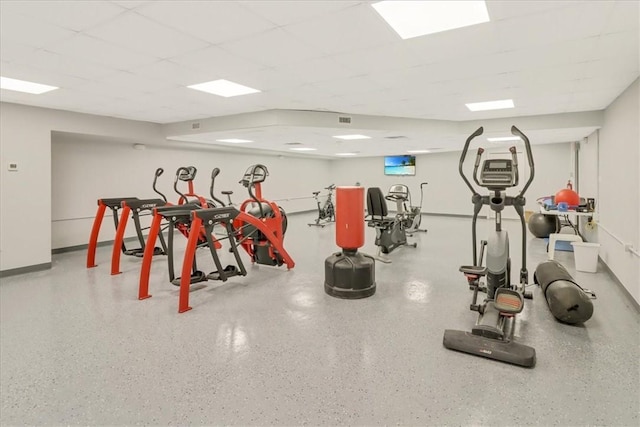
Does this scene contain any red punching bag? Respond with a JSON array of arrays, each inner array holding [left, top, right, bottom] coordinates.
[[336, 187, 364, 250]]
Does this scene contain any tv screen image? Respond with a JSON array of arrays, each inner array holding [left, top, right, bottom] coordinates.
[[384, 155, 416, 176]]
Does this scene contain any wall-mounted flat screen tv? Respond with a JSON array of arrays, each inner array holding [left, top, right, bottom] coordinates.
[[384, 155, 416, 176]]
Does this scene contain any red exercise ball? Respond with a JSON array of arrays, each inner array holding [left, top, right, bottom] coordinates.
[[555, 188, 580, 207]]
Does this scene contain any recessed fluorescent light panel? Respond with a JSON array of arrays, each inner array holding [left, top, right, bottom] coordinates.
[[372, 1, 490, 39], [465, 99, 514, 112], [335, 152, 358, 156], [407, 150, 430, 153], [333, 134, 371, 140], [289, 147, 317, 151], [487, 136, 521, 142], [0, 76, 58, 94], [188, 79, 260, 97], [216, 139, 253, 143]]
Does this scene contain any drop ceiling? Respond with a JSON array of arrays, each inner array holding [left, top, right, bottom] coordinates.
[[0, 1, 638, 157]]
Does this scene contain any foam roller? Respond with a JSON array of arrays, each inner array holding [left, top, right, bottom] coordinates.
[[534, 261, 594, 324]]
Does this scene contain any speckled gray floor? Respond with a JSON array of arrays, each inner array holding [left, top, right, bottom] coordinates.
[[1, 213, 639, 426]]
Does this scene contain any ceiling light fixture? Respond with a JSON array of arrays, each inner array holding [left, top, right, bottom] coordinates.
[[407, 150, 430, 153], [466, 99, 514, 111], [487, 136, 521, 142], [335, 152, 358, 156], [188, 79, 260, 97], [333, 134, 371, 140], [216, 138, 253, 143], [289, 147, 317, 151], [0, 76, 58, 94], [372, 1, 490, 40]]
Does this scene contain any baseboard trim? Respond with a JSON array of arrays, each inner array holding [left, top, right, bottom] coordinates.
[[598, 256, 640, 312], [52, 236, 139, 255], [0, 262, 52, 278]]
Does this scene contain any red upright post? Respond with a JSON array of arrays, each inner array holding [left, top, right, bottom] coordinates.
[[87, 201, 107, 268], [138, 210, 162, 300], [110, 205, 131, 275]]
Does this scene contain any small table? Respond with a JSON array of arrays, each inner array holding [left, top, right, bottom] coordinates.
[[539, 208, 595, 259]]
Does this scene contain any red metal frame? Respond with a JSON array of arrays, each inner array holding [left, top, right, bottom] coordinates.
[[178, 209, 294, 313], [86, 201, 108, 268], [137, 206, 222, 301]]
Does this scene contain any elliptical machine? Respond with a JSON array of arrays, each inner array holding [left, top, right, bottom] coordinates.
[[443, 126, 536, 368], [308, 184, 336, 227]]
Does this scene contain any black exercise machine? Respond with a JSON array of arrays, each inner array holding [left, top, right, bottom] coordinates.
[[443, 126, 536, 368]]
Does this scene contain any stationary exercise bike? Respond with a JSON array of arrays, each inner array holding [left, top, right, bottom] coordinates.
[[443, 126, 536, 368], [308, 184, 336, 227], [389, 183, 428, 235], [366, 186, 417, 263]]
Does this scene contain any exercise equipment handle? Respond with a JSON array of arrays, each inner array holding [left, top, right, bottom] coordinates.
[[511, 125, 535, 197], [174, 166, 192, 204], [153, 168, 167, 202], [459, 127, 484, 195], [209, 168, 225, 207]]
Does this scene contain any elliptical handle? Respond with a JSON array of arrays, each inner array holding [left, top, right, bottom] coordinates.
[[174, 166, 190, 204], [209, 168, 225, 206], [511, 125, 535, 197], [459, 127, 484, 195], [153, 168, 167, 202]]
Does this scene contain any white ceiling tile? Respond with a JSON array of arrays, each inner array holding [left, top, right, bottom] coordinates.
[[219, 28, 325, 68], [595, 31, 640, 60], [602, 1, 640, 34], [251, 58, 353, 90], [0, 10, 76, 49], [14, 50, 120, 80], [487, 1, 576, 21], [0, 40, 38, 63], [130, 60, 215, 87], [283, 3, 398, 55], [239, 1, 360, 26], [494, 3, 613, 51], [0, 0, 636, 146], [135, 1, 277, 45], [583, 56, 640, 79], [1, 0, 126, 32], [85, 11, 209, 59], [47, 34, 159, 70], [169, 45, 265, 82], [331, 41, 426, 74], [0, 61, 90, 88], [111, 1, 148, 10], [98, 70, 180, 94]]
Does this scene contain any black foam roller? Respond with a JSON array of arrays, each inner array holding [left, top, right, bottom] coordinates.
[[534, 261, 594, 324]]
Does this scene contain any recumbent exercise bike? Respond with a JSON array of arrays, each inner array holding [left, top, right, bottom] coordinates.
[[366, 184, 420, 263]]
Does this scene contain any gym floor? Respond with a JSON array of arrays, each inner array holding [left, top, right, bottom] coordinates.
[[1, 213, 638, 426]]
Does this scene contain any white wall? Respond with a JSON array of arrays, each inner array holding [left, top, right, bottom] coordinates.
[[51, 133, 332, 249], [0, 102, 163, 271], [590, 79, 639, 303], [330, 142, 573, 218]]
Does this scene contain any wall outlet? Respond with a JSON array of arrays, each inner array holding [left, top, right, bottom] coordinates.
[[8, 162, 18, 171]]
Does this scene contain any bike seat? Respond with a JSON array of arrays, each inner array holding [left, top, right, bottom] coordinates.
[[221, 191, 233, 195], [312, 191, 320, 196], [459, 265, 487, 277]]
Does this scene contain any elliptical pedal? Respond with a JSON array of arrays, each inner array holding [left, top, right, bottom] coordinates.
[[171, 270, 207, 286], [207, 265, 240, 281]]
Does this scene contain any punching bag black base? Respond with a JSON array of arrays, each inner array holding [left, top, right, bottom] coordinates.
[[324, 249, 376, 299]]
